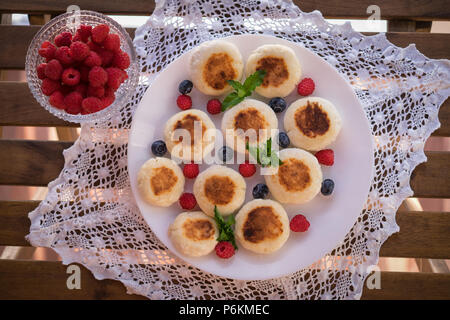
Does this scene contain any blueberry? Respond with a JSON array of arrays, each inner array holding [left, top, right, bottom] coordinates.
[[178, 80, 193, 94], [252, 183, 269, 199], [218, 146, 233, 163], [151, 140, 167, 156], [278, 132, 290, 148], [268, 97, 287, 113], [321, 179, 335, 196]]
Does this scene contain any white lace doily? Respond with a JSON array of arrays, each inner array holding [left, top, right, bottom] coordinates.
[[26, 0, 450, 300]]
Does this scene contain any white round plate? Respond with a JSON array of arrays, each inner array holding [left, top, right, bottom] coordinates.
[[128, 34, 374, 280]]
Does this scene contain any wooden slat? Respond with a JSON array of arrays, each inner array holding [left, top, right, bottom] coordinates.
[[1, 200, 449, 260], [0, 82, 78, 127], [361, 271, 450, 300], [0, 0, 449, 20], [380, 211, 450, 259], [1, 140, 448, 196], [0, 200, 37, 246], [1, 25, 450, 69], [410, 151, 450, 198], [0, 260, 145, 300], [0, 140, 72, 186], [0, 259, 448, 299]]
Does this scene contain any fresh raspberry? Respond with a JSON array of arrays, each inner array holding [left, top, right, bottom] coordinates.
[[290, 214, 310, 232], [119, 69, 128, 82], [60, 84, 72, 96], [72, 33, 82, 43], [179, 193, 197, 210], [105, 67, 124, 90], [76, 25, 92, 42], [297, 78, 315, 96], [112, 50, 130, 69], [100, 87, 115, 108], [104, 86, 115, 98], [61, 68, 80, 86], [38, 41, 56, 60], [74, 83, 88, 97], [91, 24, 110, 43], [54, 31, 72, 47], [70, 41, 90, 61], [239, 161, 256, 177], [82, 97, 103, 113], [41, 78, 61, 96], [206, 99, 222, 114], [44, 59, 63, 80], [315, 149, 334, 166], [79, 66, 90, 82], [84, 51, 102, 67], [64, 91, 83, 114], [87, 40, 101, 52], [103, 33, 120, 51], [100, 94, 115, 108], [49, 91, 65, 110], [215, 241, 235, 259], [176, 94, 192, 110], [37, 63, 47, 79], [87, 85, 105, 98], [97, 48, 114, 67], [88, 66, 108, 87], [183, 163, 199, 179], [54, 46, 74, 66]]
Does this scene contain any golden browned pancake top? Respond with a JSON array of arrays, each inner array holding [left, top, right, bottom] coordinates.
[[204, 175, 236, 205], [173, 114, 206, 145], [234, 107, 268, 142], [182, 219, 215, 241], [294, 101, 330, 138], [278, 158, 311, 192], [243, 206, 283, 243], [256, 56, 289, 88], [150, 166, 178, 195], [203, 53, 237, 90]]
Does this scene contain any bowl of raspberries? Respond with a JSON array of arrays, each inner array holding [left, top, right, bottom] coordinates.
[[25, 10, 139, 123]]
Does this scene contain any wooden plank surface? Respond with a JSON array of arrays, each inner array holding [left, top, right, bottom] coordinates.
[[0, 0, 449, 20], [379, 210, 450, 259], [0, 81, 78, 127], [361, 271, 450, 300], [1, 200, 449, 260], [0, 140, 448, 197], [410, 151, 450, 198], [0, 140, 72, 186], [0, 259, 448, 299], [0, 259, 145, 300], [1, 25, 450, 69]]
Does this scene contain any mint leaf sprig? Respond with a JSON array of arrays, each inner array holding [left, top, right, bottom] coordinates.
[[221, 70, 266, 112], [214, 206, 238, 250], [246, 137, 284, 168]]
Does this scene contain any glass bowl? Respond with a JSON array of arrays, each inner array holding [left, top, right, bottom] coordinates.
[[25, 10, 139, 124]]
